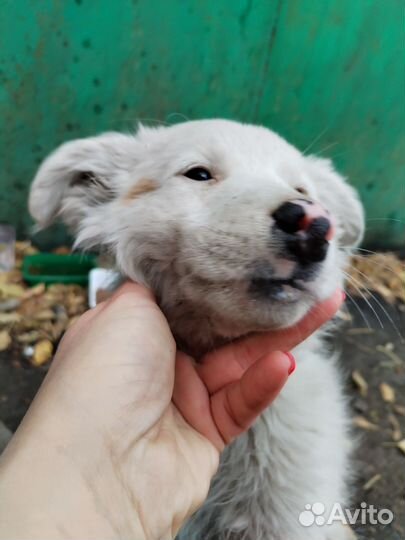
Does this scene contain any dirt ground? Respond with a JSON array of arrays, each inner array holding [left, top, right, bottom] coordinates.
[[337, 296, 405, 540], [0, 293, 404, 539]]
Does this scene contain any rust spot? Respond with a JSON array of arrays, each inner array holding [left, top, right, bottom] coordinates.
[[123, 179, 158, 202]]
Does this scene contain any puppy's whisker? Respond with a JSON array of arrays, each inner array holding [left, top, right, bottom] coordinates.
[[312, 141, 339, 157], [343, 247, 405, 280], [342, 270, 384, 329], [165, 112, 190, 124], [343, 287, 372, 330], [302, 125, 330, 155], [366, 217, 405, 224], [350, 266, 404, 341], [345, 246, 377, 255], [325, 151, 348, 161], [135, 117, 171, 127]]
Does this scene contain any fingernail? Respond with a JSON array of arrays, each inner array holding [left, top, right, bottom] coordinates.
[[341, 290, 347, 301], [284, 351, 296, 376]]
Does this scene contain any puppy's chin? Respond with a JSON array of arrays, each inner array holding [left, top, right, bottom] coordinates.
[[261, 303, 312, 330], [244, 300, 312, 332], [210, 274, 338, 337], [200, 294, 313, 340]]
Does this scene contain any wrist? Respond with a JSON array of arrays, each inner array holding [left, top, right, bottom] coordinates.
[[0, 412, 149, 540]]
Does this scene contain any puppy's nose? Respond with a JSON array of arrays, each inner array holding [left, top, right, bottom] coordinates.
[[272, 199, 334, 263]]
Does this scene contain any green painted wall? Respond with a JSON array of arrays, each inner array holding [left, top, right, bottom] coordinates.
[[0, 0, 404, 247]]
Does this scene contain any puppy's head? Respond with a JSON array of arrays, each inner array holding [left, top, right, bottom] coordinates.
[[29, 120, 364, 341]]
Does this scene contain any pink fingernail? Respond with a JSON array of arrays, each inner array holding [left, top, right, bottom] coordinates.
[[284, 352, 296, 376]]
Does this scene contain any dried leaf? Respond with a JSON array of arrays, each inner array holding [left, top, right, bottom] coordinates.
[[31, 339, 54, 367], [336, 309, 353, 322], [376, 345, 403, 366], [348, 253, 405, 304], [347, 328, 374, 335], [0, 282, 25, 298], [352, 370, 368, 397], [52, 246, 71, 255], [0, 298, 21, 312], [353, 416, 379, 431], [345, 336, 376, 355], [16, 331, 40, 344], [15, 241, 38, 256], [36, 321, 56, 341], [369, 409, 380, 423], [397, 440, 405, 455], [388, 414, 402, 442], [22, 283, 46, 300], [393, 404, 405, 417], [49, 320, 67, 341], [19, 296, 51, 317], [34, 309, 55, 321], [0, 312, 21, 325], [0, 270, 23, 285], [363, 474, 382, 491], [1, 241, 89, 356], [65, 294, 86, 316], [0, 330, 11, 351], [379, 382, 396, 403]]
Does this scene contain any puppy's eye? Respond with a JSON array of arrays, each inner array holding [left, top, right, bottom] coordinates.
[[295, 187, 309, 196], [184, 167, 213, 181]]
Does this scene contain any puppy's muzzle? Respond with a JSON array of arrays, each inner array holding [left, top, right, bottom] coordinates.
[[272, 199, 334, 264]]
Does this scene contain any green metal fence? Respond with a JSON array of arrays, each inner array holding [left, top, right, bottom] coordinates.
[[0, 0, 404, 247]]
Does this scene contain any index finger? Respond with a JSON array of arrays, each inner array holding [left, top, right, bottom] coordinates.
[[198, 289, 344, 393]]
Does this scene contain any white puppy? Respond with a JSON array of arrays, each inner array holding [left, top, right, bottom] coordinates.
[[29, 120, 364, 540]]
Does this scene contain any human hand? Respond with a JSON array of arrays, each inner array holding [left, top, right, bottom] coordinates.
[[0, 283, 343, 540]]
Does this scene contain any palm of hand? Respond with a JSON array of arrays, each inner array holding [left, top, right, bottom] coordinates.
[[41, 283, 340, 539]]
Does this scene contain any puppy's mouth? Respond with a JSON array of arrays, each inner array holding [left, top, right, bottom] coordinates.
[[249, 277, 307, 303]]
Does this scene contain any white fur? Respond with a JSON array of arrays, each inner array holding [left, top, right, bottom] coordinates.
[[29, 120, 364, 539]]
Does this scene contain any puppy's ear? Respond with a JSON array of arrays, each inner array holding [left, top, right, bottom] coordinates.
[[307, 156, 364, 247], [29, 132, 137, 232]]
